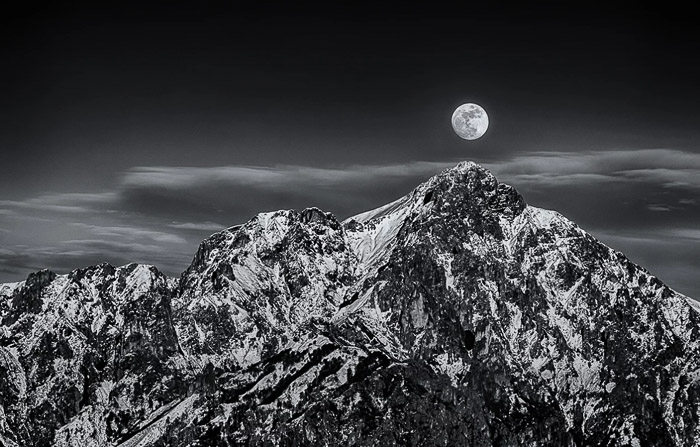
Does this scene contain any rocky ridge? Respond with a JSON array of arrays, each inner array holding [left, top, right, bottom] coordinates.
[[1, 161, 698, 446]]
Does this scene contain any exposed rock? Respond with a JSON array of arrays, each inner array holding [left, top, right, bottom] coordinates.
[[1, 161, 698, 446]]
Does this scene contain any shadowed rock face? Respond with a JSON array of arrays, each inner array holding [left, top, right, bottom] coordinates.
[[1, 162, 699, 447]]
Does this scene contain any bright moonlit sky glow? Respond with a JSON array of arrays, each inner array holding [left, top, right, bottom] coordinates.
[[1, 3, 699, 298]]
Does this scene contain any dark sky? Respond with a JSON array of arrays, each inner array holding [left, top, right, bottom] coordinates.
[[1, 3, 699, 298]]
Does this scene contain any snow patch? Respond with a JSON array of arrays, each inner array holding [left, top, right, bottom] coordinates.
[[116, 394, 200, 447]]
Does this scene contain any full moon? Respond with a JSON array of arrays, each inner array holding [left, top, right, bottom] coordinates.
[[451, 103, 489, 140]]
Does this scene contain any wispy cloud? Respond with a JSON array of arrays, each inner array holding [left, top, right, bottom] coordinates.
[[484, 149, 700, 190], [169, 221, 227, 231], [616, 168, 700, 189], [647, 205, 672, 212], [0, 192, 118, 214], [72, 223, 187, 244], [120, 161, 455, 191]]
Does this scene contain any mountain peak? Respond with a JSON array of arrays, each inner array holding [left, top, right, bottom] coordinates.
[[423, 160, 525, 216], [1, 161, 699, 446]]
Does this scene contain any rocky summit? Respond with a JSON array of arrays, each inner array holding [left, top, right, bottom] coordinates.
[[1, 161, 699, 446]]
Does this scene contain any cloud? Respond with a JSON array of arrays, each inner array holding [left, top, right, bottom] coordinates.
[[0, 201, 91, 214], [120, 161, 455, 192], [616, 168, 700, 189], [647, 205, 672, 212], [0, 192, 118, 214], [72, 223, 187, 244], [0, 200, 195, 281], [483, 148, 700, 190], [660, 228, 700, 241], [169, 221, 227, 231]]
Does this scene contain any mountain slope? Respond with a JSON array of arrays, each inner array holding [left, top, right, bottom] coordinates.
[[1, 161, 698, 446]]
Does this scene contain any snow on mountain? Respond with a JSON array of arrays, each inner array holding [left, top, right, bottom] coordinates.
[[1, 161, 698, 446], [172, 207, 356, 375]]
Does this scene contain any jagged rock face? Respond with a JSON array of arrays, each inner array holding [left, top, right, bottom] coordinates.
[[342, 163, 700, 445], [0, 161, 699, 446], [173, 207, 356, 373], [0, 264, 184, 447]]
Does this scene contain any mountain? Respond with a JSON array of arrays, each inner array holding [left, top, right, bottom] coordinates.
[[1, 161, 699, 446]]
